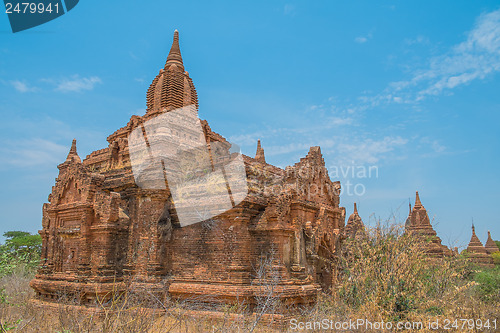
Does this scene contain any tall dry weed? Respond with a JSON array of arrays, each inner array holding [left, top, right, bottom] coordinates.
[[0, 223, 498, 332]]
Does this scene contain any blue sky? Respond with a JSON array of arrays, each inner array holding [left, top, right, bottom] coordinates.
[[1, 1, 499, 249]]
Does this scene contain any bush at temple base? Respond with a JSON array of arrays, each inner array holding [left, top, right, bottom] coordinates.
[[0, 231, 41, 277]]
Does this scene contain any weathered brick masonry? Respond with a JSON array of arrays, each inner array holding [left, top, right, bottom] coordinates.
[[30, 31, 346, 310]]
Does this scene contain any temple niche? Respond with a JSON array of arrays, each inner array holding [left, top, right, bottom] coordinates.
[[30, 30, 346, 312]]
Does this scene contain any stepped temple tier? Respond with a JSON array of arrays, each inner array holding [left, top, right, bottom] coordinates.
[[485, 231, 500, 255], [30, 31, 347, 311], [466, 226, 495, 267], [30, 31, 493, 317], [404, 192, 451, 257], [345, 203, 365, 239]]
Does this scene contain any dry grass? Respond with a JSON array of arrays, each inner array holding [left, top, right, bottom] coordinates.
[[300, 224, 500, 332], [0, 268, 281, 332], [0, 224, 498, 332]]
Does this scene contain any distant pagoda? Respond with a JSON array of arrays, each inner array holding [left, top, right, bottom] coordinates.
[[484, 231, 500, 254], [345, 203, 365, 239], [405, 192, 451, 257], [466, 226, 494, 267]]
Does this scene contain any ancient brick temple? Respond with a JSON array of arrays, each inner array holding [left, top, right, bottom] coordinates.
[[404, 192, 451, 257], [30, 31, 346, 310], [466, 226, 495, 267], [344, 203, 364, 239], [485, 231, 500, 255]]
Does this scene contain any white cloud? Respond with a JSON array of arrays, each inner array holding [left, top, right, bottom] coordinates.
[[404, 9, 500, 100], [230, 133, 263, 147], [44, 75, 102, 93], [229, 112, 353, 152], [284, 4, 296, 16], [351, 9, 500, 111], [327, 116, 353, 126], [0, 116, 107, 167], [355, 36, 368, 44], [417, 137, 452, 158], [403, 35, 429, 46], [0, 138, 68, 168], [10, 80, 37, 93], [335, 136, 408, 165], [431, 142, 446, 153], [232, 120, 408, 165], [266, 142, 313, 156], [129, 51, 139, 60], [355, 32, 373, 44]]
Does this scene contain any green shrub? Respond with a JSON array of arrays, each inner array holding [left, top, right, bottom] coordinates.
[[473, 266, 500, 302], [0, 231, 41, 277], [492, 251, 500, 265]]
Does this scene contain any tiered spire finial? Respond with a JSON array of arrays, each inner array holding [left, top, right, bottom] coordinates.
[[146, 30, 198, 113], [466, 224, 494, 266], [414, 191, 422, 207], [165, 29, 184, 71], [65, 139, 81, 163], [467, 223, 487, 252], [346, 202, 364, 238], [255, 139, 266, 163], [485, 230, 500, 254]]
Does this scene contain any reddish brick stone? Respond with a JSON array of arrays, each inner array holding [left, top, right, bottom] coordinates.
[[30, 31, 346, 310], [404, 192, 451, 257], [345, 203, 365, 239], [485, 231, 500, 255], [466, 225, 494, 267]]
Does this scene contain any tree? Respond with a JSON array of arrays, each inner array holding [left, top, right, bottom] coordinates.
[[0, 231, 41, 275]]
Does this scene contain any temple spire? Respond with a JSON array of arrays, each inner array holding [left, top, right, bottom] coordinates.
[[65, 139, 81, 163], [467, 223, 487, 253], [470, 223, 481, 244], [485, 230, 500, 254], [466, 223, 494, 266], [255, 139, 266, 163], [165, 29, 184, 71], [146, 30, 198, 113], [414, 191, 422, 207], [346, 202, 365, 238]]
